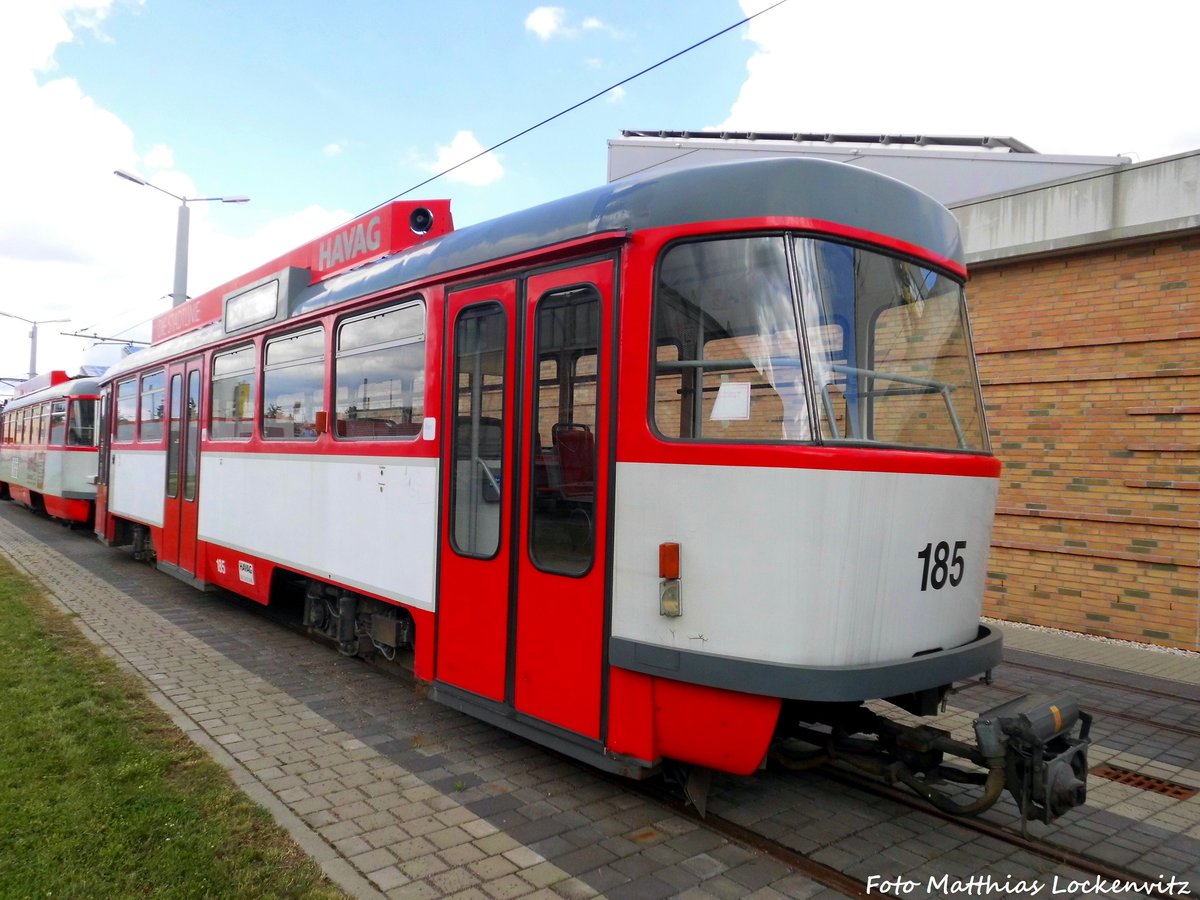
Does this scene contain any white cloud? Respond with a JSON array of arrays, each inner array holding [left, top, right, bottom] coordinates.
[[606, 86, 625, 104], [144, 143, 174, 169], [525, 6, 566, 41], [0, 2, 348, 385], [525, 8, 623, 42], [581, 16, 623, 38], [723, 0, 1199, 162], [323, 141, 345, 157], [422, 131, 504, 187]]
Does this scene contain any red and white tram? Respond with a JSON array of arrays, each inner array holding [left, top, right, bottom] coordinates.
[[93, 157, 1089, 821], [0, 371, 100, 524]]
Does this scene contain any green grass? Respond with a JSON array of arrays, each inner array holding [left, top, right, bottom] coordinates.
[[0, 558, 345, 899]]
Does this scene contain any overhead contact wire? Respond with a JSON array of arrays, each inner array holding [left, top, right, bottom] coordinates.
[[382, 0, 791, 206]]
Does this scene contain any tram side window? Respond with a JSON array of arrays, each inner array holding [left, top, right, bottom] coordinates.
[[211, 345, 257, 440], [49, 401, 67, 445], [263, 328, 325, 440], [333, 301, 425, 440], [68, 399, 96, 446], [115, 378, 137, 442], [529, 287, 601, 577], [34, 403, 48, 445], [652, 236, 811, 442], [449, 304, 506, 558], [139, 369, 166, 442]]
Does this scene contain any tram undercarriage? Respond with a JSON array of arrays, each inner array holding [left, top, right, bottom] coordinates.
[[300, 579, 415, 662], [770, 694, 1092, 824]]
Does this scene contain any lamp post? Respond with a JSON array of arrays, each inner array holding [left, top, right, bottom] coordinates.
[[114, 169, 249, 308], [0, 311, 71, 379]]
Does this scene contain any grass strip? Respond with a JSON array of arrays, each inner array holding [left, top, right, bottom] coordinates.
[[0, 556, 345, 899]]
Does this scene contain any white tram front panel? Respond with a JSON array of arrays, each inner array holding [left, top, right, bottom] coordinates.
[[196, 452, 440, 612], [611, 461, 998, 668]]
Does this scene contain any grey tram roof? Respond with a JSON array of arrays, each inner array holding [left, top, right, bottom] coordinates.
[[295, 156, 963, 317], [104, 157, 961, 384], [2, 377, 102, 411]]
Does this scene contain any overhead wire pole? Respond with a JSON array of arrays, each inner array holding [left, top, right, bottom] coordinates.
[[0, 311, 71, 379], [113, 170, 250, 308], [382, 0, 792, 205]]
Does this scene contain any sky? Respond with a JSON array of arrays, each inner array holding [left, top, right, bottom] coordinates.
[[1, 0, 1197, 391]]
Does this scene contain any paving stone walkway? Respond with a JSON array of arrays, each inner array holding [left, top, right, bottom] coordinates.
[[0, 509, 834, 899]]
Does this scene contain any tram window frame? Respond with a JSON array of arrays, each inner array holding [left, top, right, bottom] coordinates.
[[795, 237, 988, 452], [166, 373, 182, 498], [49, 400, 67, 445], [210, 344, 257, 441], [333, 299, 426, 441], [528, 285, 602, 579], [139, 369, 166, 443], [649, 234, 812, 445], [448, 302, 506, 560], [184, 369, 200, 501], [262, 327, 325, 441], [115, 378, 137, 442], [68, 399, 97, 446], [34, 403, 48, 445]]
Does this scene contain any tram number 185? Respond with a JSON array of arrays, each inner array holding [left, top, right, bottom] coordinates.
[[917, 540, 966, 591]]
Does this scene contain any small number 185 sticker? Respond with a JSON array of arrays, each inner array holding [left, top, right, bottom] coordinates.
[[917, 540, 966, 591]]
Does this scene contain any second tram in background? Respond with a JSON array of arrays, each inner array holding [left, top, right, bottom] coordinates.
[[0, 371, 100, 524], [83, 156, 1090, 823]]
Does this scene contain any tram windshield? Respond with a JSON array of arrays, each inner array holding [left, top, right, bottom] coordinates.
[[68, 398, 97, 446], [652, 235, 988, 452]]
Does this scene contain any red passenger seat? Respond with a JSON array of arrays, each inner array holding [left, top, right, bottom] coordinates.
[[552, 423, 594, 498]]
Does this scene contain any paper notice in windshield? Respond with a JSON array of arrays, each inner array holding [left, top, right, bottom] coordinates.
[[710, 381, 751, 420]]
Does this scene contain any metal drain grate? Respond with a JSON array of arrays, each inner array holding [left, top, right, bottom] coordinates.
[[1090, 763, 1198, 800]]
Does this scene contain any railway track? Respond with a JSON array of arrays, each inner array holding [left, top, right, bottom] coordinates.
[[951, 664, 1200, 743], [809, 764, 1180, 896]]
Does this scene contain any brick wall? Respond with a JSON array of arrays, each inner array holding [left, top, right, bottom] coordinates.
[[966, 237, 1200, 650]]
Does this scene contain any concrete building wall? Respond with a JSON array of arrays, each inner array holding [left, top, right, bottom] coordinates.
[[957, 152, 1200, 650], [608, 133, 1127, 205]]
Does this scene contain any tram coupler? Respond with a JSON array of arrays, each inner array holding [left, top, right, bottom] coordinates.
[[974, 693, 1092, 824]]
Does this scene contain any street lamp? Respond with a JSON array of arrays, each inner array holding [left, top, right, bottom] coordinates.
[[0, 311, 71, 379], [114, 169, 249, 308]]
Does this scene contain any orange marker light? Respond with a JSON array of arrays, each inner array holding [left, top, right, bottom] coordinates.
[[659, 542, 680, 580]]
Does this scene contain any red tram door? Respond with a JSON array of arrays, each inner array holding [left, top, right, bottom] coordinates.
[[437, 261, 613, 741], [437, 281, 520, 701], [160, 357, 203, 578]]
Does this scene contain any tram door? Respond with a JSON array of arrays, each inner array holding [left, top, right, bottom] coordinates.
[[437, 281, 520, 701], [438, 260, 613, 740], [160, 357, 203, 576]]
